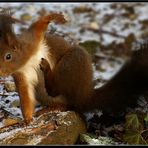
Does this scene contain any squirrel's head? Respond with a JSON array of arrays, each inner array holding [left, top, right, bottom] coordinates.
[[0, 9, 24, 76], [0, 11, 66, 76]]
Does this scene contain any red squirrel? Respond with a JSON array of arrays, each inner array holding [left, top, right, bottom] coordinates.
[[0, 11, 147, 124], [0, 12, 70, 123]]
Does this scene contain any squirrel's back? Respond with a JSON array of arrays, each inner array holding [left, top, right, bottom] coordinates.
[[43, 34, 94, 111]]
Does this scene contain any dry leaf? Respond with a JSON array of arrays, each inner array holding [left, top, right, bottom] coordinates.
[[3, 118, 19, 126]]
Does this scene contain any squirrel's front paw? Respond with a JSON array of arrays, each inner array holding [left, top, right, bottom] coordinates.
[[18, 117, 33, 127], [23, 113, 33, 125], [24, 117, 33, 125], [40, 58, 49, 72]]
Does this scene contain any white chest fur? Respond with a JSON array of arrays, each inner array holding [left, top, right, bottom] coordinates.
[[17, 42, 50, 104], [19, 42, 49, 82]]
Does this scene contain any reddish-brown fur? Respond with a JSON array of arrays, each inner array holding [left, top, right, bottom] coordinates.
[[13, 72, 35, 123], [42, 35, 93, 111], [42, 36, 148, 114], [0, 12, 69, 123], [0, 11, 148, 124]]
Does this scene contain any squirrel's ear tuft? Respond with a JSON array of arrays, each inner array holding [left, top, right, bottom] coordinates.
[[29, 12, 67, 40]]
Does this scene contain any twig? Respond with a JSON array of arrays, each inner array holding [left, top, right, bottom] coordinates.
[[94, 54, 124, 64], [85, 26, 126, 39], [141, 128, 148, 134]]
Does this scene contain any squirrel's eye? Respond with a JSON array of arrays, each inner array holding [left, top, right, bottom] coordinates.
[[4, 53, 12, 61]]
